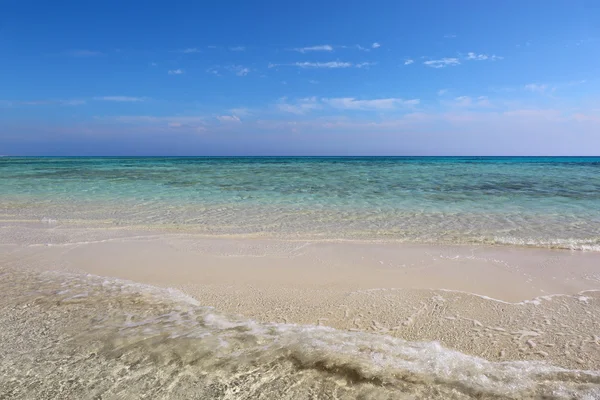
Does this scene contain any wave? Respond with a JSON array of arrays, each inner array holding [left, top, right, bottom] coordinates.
[[2, 219, 600, 253], [1, 268, 598, 399]]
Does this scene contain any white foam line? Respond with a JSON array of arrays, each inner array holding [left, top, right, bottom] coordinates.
[[437, 288, 600, 305], [352, 287, 600, 305], [26, 234, 171, 248]]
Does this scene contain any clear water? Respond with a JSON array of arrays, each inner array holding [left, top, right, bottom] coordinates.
[[1, 156, 600, 249], [2, 265, 599, 399]]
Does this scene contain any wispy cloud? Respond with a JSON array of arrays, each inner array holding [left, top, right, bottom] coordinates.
[[225, 65, 250, 76], [168, 69, 184, 75], [524, 83, 549, 93], [206, 67, 220, 76], [444, 34, 457, 39], [451, 96, 492, 108], [2, 99, 86, 106], [322, 97, 419, 110], [346, 43, 380, 51], [229, 46, 246, 51], [423, 53, 502, 68], [269, 61, 376, 69], [276, 97, 321, 114], [466, 52, 503, 61], [270, 61, 353, 69], [94, 96, 147, 102], [502, 109, 562, 119], [292, 45, 333, 53], [437, 89, 448, 96], [404, 59, 414, 65], [179, 48, 200, 54], [308, 80, 319, 84], [229, 108, 251, 117], [424, 58, 460, 68], [114, 115, 207, 132], [355, 62, 376, 69], [66, 50, 103, 57], [116, 115, 205, 124], [275, 96, 419, 114], [216, 115, 241, 123]]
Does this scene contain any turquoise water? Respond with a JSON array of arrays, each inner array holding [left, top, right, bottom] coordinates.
[[1, 156, 600, 249]]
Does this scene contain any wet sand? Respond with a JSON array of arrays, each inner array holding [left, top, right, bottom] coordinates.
[[2, 234, 600, 371]]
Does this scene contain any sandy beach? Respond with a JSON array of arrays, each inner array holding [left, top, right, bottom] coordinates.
[[2, 230, 599, 372]]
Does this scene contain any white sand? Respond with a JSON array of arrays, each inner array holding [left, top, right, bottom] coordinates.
[[3, 233, 600, 369]]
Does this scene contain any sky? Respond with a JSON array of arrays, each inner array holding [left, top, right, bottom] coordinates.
[[1, 0, 599, 156]]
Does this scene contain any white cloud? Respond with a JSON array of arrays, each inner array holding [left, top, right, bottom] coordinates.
[[450, 95, 492, 108], [116, 116, 204, 123], [270, 61, 375, 69], [115, 115, 207, 130], [437, 89, 448, 96], [206, 67, 220, 76], [503, 109, 562, 119], [150, 62, 157, 66], [355, 62, 376, 68], [94, 96, 147, 102], [275, 96, 419, 114], [276, 97, 321, 114], [293, 45, 333, 53], [454, 96, 471, 106], [308, 80, 319, 84], [180, 48, 200, 54], [404, 59, 414, 65], [229, 46, 246, 51], [524, 83, 548, 92], [466, 52, 503, 61], [347, 44, 380, 51], [168, 69, 184, 75], [226, 65, 250, 76], [61, 99, 87, 106], [66, 50, 103, 57], [4, 99, 86, 106], [216, 115, 241, 123], [229, 108, 251, 117], [444, 34, 457, 39], [322, 97, 419, 110], [293, 61, 352, 68], [424, 58, 460, 68]]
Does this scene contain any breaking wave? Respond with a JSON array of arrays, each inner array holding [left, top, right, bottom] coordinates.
[[1, 268, 599, 399]]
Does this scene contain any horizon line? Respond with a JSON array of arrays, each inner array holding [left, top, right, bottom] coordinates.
[[3, 155, 600, 158]]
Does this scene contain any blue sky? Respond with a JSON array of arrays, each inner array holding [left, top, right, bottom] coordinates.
[[1, 0, 599, 155]]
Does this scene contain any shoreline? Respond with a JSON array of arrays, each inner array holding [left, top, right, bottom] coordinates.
[[3, 232, 600, 371], [2, 219, 600, 252]]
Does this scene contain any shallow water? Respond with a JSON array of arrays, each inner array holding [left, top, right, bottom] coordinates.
[[1, 266, 599, 400], [2, 156, 600, 250]]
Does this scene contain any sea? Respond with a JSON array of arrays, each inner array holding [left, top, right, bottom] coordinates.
[[1, 156, 600, 250], [1, 156, 600, 399]]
